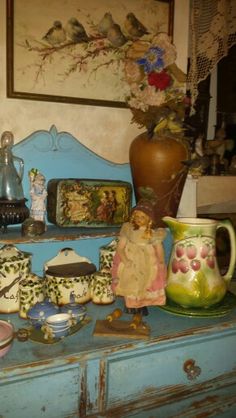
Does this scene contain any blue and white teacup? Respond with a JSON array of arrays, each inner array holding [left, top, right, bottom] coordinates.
[[41, 313, 72, 340]]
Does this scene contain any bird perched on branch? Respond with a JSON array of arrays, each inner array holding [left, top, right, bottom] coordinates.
[[42, 21, 66, 46], [124, 13, 148, 38], [66, 17, 89, 43], [107, 23, 127, 47], [97, 12, 115, 36]]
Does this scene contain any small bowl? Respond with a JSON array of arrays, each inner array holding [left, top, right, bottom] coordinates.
[[0, 320, 14, 358], [42, 313, 71, 340], [46, 313, 71, 327]]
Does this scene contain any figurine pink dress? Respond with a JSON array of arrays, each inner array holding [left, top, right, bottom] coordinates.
[[111, 200, 167, 309]]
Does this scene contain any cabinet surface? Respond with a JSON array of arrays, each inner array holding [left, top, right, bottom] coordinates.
[[1, 299, 236, 418]]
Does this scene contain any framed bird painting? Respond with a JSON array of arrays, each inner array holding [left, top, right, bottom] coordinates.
[[6, 0, 174, 108]]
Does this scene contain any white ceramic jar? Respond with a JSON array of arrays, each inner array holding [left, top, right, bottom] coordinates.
[[91, 272, 115, 305], [0, 244, 31, 313], [99, 239, 117, 274], [44, 248, 96, 305]]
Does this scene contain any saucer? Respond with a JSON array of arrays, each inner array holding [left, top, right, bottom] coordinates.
[[158, 292, 236, 318], [29, 316, 91, 344]]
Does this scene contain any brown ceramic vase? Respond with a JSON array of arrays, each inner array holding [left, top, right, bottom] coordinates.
[[129, 132, 190, 227]]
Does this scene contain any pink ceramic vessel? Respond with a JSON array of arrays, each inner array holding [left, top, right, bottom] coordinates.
[[0, 320, 14, 358]]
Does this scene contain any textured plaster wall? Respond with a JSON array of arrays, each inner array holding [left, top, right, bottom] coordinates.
[[0, 0, 189, 163]]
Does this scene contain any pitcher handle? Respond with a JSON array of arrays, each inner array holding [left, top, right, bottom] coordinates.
[[13, 156, 24, 183], [217, 219, 236, 285]]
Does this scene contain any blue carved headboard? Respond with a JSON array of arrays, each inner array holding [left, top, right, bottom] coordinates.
[[13, 125, 133, 205], [0, 126, 134, 274], [1, 126, 171, 275]]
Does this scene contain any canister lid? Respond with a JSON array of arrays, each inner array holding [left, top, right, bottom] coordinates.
[[27, 299, 59, 319], [46, 262, 96, 277], [0, 244, 31, 261], [20, 273, 44, 287], [61, 303, 86, 316], [100, 239, 117, 251]]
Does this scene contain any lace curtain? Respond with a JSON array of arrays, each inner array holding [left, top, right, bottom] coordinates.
[[187, 0, 236, 106]]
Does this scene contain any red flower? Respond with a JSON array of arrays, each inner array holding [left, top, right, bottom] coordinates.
[[148, 70, 172, 90]]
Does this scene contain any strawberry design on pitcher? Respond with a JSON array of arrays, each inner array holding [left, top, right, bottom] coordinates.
[[163, 216, 236, 308]]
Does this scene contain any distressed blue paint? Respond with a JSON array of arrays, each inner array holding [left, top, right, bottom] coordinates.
[[105, 332, 236, 406], [86, 358, 101, 414], [0, 364, 81, 418], [13, 125, 134, 206], [1, 300, 236, 417], [8, 126, 135, 274]]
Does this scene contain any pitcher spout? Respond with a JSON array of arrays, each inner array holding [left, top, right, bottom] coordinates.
[[162, 216, 176, 225], [162, 216, 197, 241], [162, 216, 178, 231]]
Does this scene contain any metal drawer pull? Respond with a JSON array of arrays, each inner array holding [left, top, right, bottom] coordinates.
[[183, 359, 201, 380]]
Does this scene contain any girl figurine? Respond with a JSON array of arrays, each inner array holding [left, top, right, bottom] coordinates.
[[29, 168, 47, 224], [111, 200, 167, 315]]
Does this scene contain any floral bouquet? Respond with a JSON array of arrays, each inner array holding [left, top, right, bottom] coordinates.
[[124, 33, 187, 136]]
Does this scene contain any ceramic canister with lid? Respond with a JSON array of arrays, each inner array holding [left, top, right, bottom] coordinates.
[[19, 273, 45, 319], [99, 239, 117, 274], [60, 292, 87, 324], [44, 248, 96, 305], [91, 271, 115, 304], [27, 298, 59, 329], [0, 244, 31, 313]]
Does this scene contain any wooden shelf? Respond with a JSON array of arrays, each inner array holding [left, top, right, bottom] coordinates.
[[0, 225, 120, 244]]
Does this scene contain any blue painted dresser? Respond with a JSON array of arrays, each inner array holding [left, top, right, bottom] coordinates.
[[0, 127, 236, 418]]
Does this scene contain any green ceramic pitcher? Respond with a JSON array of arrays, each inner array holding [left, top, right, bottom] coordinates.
[[163, 217, 236, 308]]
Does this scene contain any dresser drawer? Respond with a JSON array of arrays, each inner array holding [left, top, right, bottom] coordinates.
[[0, 363, 81, 418], [104, 332, 236, 410]]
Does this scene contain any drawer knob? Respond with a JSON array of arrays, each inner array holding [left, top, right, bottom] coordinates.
[[183, 359, 201, 380]]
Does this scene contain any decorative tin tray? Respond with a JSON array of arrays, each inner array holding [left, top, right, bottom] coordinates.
[[47, 178, 132, 227]]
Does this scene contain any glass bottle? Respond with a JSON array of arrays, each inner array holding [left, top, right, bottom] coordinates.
[[0, 131, 29, 232], [0, 131, 25, 200]]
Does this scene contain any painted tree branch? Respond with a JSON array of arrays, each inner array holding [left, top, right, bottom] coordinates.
[[0, 276, 21, 298], [19, 37, 129, 83]]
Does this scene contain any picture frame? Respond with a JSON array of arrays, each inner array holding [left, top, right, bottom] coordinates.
[[6, 0, 174, 108]]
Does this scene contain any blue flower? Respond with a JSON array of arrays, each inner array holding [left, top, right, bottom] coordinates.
[[136, 47, 164, 74]]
